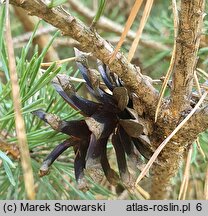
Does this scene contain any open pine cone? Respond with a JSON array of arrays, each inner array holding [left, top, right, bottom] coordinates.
[[33, 48, 153, 191]]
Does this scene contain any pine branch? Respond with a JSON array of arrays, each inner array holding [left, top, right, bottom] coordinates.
[[149, 1, 206, 198], [7, 0, 208, 200], [68, 0, 169, 52], [170, 0, 205, 116], [9, 0, 159, 115]]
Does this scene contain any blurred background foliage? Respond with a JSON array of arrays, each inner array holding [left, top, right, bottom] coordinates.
[[0, 0, 208, 200]]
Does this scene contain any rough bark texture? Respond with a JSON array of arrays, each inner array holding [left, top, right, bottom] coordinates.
[[150, 0, 206, 199], [68, 0, 169, 52], [151, 106, 208, 199], [9, 0, 159, 115], [170, 0, 205, 116], [8, 0, 207, 199]]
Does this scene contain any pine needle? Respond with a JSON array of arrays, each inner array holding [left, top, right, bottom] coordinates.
[[194, 70, 202, 97], [90, 0, 106, 29], [154, 0, 178, 122], [196, 137, 206, 160], [41, 56, 77, 67], [197, 68, 208, 79], [109, 0, 143, 63], [128, 0, 154, 62], [204, 166, 208, 200], [136, 91, 207, 185], [135, 184, 150, 199], [178, 145, 193, 200], [5, 1, 35, 200]]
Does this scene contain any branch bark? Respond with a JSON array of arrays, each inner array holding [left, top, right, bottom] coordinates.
[[9, 0, 159, 115], [150, 0, 206, 199], [68, 0, 169, 52], [170, 0, 205, 116], [7, 0, 208, 200], [150, 104, 208, 199]]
